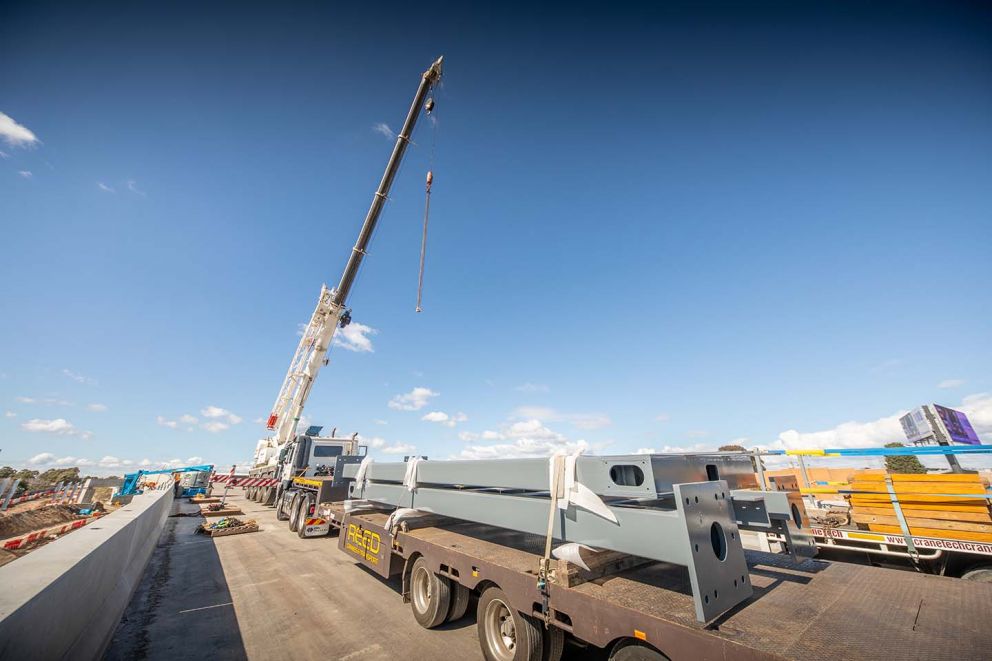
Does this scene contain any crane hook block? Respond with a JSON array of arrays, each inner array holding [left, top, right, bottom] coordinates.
[[426, 170, 433, 192], [425, 97, 435, 114], [339, 309, 352, 328]]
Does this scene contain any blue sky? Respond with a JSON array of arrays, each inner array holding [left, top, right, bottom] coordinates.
[[1, 1, 990, 475]]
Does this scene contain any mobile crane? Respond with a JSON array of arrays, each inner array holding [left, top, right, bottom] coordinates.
[[244, 56, 444, 512]]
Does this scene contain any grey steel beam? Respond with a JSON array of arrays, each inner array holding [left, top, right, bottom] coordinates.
[[356, 478, 752, 622]]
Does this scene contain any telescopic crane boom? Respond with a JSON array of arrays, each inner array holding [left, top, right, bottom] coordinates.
[[261, 56, 444, 464]]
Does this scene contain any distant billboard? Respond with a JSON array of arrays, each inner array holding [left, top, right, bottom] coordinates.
[[900, 408, 934, 444], [933, 404, 981, 446], [900, 404, 981, 446]]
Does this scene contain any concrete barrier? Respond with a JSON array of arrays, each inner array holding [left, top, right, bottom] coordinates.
[[0, 486, 174, 659]]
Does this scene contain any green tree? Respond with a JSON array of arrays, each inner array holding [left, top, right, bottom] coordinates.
[[38, 467, 81, 484], [719, 444, 747, 452], [884, 442, 926, 474], [0, 466, 15, 478]]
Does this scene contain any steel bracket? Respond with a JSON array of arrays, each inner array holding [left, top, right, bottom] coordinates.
[[674, 481, 753, 622]]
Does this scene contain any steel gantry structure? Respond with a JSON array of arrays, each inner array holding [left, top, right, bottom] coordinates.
[[344, 452, 815, 622]]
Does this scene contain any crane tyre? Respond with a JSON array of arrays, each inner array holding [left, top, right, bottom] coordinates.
[[297, 496, 315, 538], [288, 494, 302, 532]]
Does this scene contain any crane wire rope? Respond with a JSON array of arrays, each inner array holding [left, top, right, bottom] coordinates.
[[416, 84, 438, 312]]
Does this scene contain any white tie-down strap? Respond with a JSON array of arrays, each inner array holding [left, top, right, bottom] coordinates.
[[384, 507, 419, 533], [353, 456, 374, 495], [343, 499, 373, 513], [548, 450, 618, 524], [403, 456, 423, 492], [552, 543, 601, 572]]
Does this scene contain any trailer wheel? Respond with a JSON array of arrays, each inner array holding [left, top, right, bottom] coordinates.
[[447, 581, 471, 622], [477, 586, 543, 661], [609, 640, 669, 661], [409, 556, 452, 629], [961, 565, 992, 583], [543, 626, 564, 661], [288, 494, 302, 532], [297, 496, 314, 539], [275, 491, 290, 521]]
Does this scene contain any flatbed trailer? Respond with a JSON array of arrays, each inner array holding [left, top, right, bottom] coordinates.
[[318, 502, 992, 661], [766, 524, 992, 580]]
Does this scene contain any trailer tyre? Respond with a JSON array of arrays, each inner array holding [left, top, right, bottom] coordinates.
[[542, 626, 564, 661], [961, 565, 992, 583], [288, 494, 302, 532], [410, 556, 452, 629], [297, 496, 314, 539], [275, 490, 289, 521], [477, 586, 543, 661], [447, 581, 471, 622], [609, 640, 669, 661]]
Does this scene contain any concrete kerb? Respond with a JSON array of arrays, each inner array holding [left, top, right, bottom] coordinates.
[[0, 486, 174, 659]]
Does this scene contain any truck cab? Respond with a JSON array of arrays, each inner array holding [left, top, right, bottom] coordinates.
[[278, 425, 364, 482]]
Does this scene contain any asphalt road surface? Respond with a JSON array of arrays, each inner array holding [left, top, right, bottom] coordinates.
[[105, 492, 603, 661]]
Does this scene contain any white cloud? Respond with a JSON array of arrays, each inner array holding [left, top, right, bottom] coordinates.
[[99, 455, 122, 468], [253, 416, 266, 425], [363, 436, 387, 448], [511, 406, 611, 430], [0, 150, 8, 158], [656, 413, 671, 422], [15, 396, 35, 404], [938, 379, 965, 389], [157, 416, 178, 429], [421, 411, 468, 428], [372, 122, 395, 139], [515, 382, 549, 393], [389, 387, 438, 411], [0, 112, 39, 147], [4, 411, 15, 418], [97, 182, 115, 193], [382, 442, 416, 455], [454, 417, 597, 460], [18, 170, 32, 178], [458, 429, 505, 442], [179, 414, 198, 424], [63, 369, 97, 385], [186, 456, 204, 465], [334, 322, 377, 352], [960, 393, 992, 438], [373, 419, 388, 425], [126, 179, 145, 196], [21, 418, 79, 435], [87, 403, 108, 412], [27, 452, 57, 465], [200, 406, 241, 424], [202, 421, 230, 433]]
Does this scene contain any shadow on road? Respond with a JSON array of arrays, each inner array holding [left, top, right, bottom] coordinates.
[[103, 497, 247, 660]]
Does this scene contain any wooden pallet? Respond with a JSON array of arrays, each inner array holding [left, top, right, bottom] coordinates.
[[201, 507, 244, 517], [849, 470, 992, 542], [199, 522, 259, 537]]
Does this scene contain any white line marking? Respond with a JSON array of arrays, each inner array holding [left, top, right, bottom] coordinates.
[[178, 601, 234, 614]]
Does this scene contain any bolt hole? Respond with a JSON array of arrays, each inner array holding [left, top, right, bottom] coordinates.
[[714, 589, 718, 599], [694, 543, 699, 553], [704, 595, 709, 604], [710, 522, 727, 562], [734, 579, 738, 587], [685, 497, 690, 504], [714, 493, 718, 500], [694, 496, 698, 504]]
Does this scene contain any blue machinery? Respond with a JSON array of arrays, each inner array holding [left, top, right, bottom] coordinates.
[[116, 464, 214, 501]]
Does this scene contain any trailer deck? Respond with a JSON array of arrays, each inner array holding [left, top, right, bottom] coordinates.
[[330, 505, 992, 660]]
